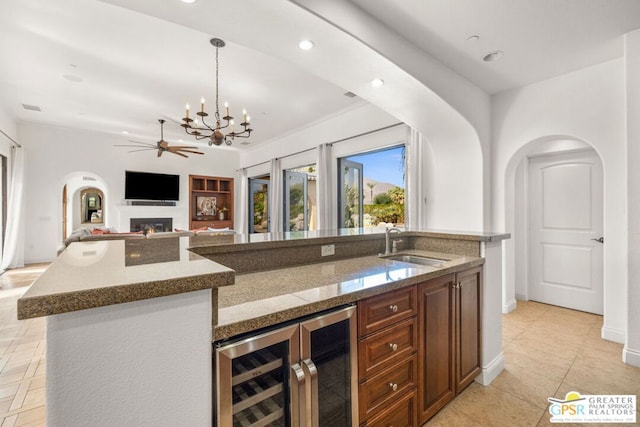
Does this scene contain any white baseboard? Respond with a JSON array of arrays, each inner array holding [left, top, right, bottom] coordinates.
[[623, 346, 640, 367], [601, 326, 625, 344], [475, 352, 505, 386], [514, 290, 527, 301], [502, 298, 517, 314]]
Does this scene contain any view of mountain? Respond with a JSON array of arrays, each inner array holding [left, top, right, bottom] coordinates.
[[363, 178, 402, 204]]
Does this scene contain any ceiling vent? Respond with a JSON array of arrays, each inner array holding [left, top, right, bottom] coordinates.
[[22, 104, 41, 112], [344, 91, 357, 98]]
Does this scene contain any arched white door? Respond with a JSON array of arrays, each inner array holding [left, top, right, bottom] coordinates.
[[528, 149, 603, 314]]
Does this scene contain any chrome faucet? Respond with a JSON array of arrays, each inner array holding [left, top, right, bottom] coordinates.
[[384, 227, 403, 255]]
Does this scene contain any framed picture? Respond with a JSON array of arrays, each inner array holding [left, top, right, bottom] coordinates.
[[196, 196, 217, 217]]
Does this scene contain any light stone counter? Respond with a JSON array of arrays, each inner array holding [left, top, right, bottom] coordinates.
[[214, 250, 483, 340], [17, 236, 234, 319]]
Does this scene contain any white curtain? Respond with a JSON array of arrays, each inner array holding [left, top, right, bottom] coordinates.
[[2, 146, 25, 270], [269, 158, 283, 233], [316, 143, 334, 230], [405, 128, 424, 230], [236, 168, 248, 234]]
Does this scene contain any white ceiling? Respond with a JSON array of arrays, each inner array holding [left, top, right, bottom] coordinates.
[[1, 0, 640, 147], [349, 0, 640, 94]]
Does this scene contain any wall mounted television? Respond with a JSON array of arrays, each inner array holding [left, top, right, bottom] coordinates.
[[125, 171, 180, 201]]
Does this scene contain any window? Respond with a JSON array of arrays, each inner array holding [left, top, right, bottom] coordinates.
[[338, 145, 405, 228], [249, 176, 270, 233], [283, 165, 317, 231]]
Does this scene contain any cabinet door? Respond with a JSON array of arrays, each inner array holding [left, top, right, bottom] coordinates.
[[417, 274, 455, 425], [455, 267, 482, 393]]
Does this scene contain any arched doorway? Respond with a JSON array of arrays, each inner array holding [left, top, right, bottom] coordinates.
[[61, 172, 109, 244], [504, 137, 605, 314]]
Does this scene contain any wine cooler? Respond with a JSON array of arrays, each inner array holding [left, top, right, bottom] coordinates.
[[214, 305, 358, 427]]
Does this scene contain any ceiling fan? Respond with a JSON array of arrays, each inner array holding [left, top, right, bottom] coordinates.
[[115, 119, 205, 158]]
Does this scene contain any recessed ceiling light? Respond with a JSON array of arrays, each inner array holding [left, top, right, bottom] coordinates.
[[482, 50, 504, 62], [298, 39, 314, 50], [121, 131, 129, 135], [63, 74, 83, 83], [181, 0, 196, 3], [371, 78, 384, 88]]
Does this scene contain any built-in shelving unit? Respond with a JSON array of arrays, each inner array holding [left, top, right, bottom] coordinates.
[[189, 175, 234, 230]]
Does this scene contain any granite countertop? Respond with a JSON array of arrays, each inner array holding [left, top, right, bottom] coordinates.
[[214, 249, 484, 341], [17, 236, 234, 319], [189, 228, 510, 255]]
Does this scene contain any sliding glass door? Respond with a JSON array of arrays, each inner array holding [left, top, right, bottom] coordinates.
[[249, 178, 270, 233], [338, 158, 363, 228]]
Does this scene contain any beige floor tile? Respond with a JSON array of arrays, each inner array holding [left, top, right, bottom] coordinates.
[[490, 362, 563, 410], [425, 403, 481, 426], [14, 405, 44, 427], [449, 382, 545, 426]]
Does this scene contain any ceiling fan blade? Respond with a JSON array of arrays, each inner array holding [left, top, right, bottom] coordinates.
[[114, 144, 156, 148], [157, 150, 163, 157], [159, 140, 169, 149], [127, 148, 157, 153], [175, 149, 204, 155], [167, 145, 200, 150], [127, 140, 157, 147], [169, 150, 188, 158]]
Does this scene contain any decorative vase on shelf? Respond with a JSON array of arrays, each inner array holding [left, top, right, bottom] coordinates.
[[219, 210, 225, 221]]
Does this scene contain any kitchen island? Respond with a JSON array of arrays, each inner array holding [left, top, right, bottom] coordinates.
[[18, 229, 508, 427]]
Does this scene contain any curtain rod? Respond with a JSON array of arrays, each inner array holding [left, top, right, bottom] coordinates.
[[237, 122, 404, 171], [0, 128, 22, 148]]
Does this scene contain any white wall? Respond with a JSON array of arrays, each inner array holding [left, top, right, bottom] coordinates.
[[492, 59, 627, 342], [19, 122, 240, 263], [624, 30, 640, 367]]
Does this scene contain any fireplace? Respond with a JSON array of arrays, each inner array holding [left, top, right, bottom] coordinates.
[[130, 217, 173, 233]]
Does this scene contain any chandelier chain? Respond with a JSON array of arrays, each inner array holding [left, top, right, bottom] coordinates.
[[215, 45, 220, 123]]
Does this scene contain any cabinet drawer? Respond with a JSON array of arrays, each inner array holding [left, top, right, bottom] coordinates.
[[358, 317, 417, 378], [359, 354, 417, 421], [358, 286, 417, 336], [363, 391, 416, 427]]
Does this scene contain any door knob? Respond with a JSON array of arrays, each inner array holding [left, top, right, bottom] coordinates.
[[591, 237, 604, 244]]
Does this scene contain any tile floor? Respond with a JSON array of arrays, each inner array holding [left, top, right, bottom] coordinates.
[[0, 264, 638, 426]]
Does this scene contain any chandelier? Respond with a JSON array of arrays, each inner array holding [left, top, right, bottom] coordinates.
[[181, 38, 253, 146]]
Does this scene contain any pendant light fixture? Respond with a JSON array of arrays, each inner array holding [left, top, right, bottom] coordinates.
[[181, 38, 253, 146]]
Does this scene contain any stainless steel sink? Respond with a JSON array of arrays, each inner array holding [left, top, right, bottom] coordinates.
[[384, 255, 446, 267]]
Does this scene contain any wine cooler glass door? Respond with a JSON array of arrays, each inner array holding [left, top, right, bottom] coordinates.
[[215, 324, 300, 427], [300, 306, 358, 427]]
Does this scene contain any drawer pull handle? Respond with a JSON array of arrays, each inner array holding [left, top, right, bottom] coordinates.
[[389, 382, 398, 392], [389, 343, 398, 352], [389, 304, 398, 313]]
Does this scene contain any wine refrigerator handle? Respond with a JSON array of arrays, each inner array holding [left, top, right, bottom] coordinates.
[[302, 358, 319, 427], [291, 363, 306, 427]]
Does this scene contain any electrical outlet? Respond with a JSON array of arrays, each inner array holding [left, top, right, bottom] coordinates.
[[321, 244, 335, 257]]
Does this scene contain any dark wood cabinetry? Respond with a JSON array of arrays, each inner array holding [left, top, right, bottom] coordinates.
[[454, 266, 482, 393], [188, 175, 234, 230], [417, 274, 456, 423], [359, 266, 482, 426], [417, 267, 482, 425], [358, 286, 418, 425]]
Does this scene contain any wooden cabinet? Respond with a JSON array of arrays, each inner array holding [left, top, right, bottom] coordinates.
[[358, 267, 482, 425], [454, 266, 482, 393], [188, 175, 234, 230], [417, 268, 482, 425], [358, 287, 417, 426], [417, 274, 456, 424]]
